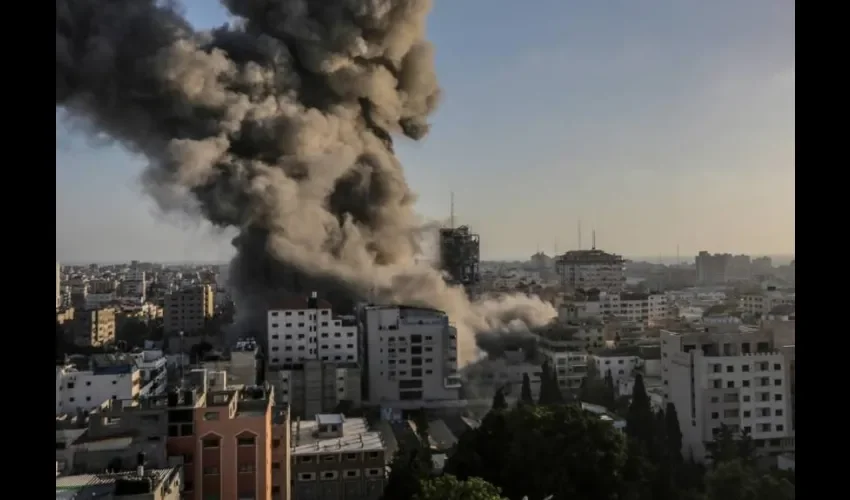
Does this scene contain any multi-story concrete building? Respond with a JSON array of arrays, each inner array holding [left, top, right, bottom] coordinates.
[[56, 354, 143, 414], [695, 251, 732, 286], [267, 360, 362, 419], [290, 414, 387, 500], [70, 307, 117, 347], [739, 288, 795, 317], [56, 465, 183, 500], [164, 285, 214, 335], [121, 271, 148, 302], [267, 295, 358, 367], [266, 295, 362, 418], [555, 248, 626, 293], [360, 306, 461, 410], [559, 291, 669, 327], [661, 320, 795, 462], [591, 350, 641, 382], [536, 333, 589, 391]]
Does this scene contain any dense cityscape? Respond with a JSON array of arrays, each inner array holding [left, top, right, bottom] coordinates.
[[56, 0, 793, 499], [55, 244, 795, 499]]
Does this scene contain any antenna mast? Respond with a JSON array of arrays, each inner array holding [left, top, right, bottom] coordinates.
[[592, 230, 596, 250], [450, 191, 455, 229]]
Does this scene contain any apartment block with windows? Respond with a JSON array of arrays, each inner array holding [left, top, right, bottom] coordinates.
[[70, 307, 117, 347], [266, 294, 358, 368], [164, 285, 214, 335], [661, 322, 795, 462], [360, 306, 461, 410], [290, 414, 387, 500]]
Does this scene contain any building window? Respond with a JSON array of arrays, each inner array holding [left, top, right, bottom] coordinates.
[[238, 436, 256, 446], [203, 466, 219, 476], [238, 463, 256, 473], [710, 412, 719, 420], [202, 437, 220, 449], [322, 471, 339, 480], [344, 469, 360, 478], [272, 439, 281, 448], [298, 473, 315, 481], [345, 453, 358, 461], [366, 468, 382, 478], [299, 456, 313, 464]]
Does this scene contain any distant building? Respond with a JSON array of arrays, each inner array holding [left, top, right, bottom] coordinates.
[[267, 360, 362, 420], [290, 414, 388, 500], [70, 307, 116, 347], [555, 249, 626, 293], [57, 261, 62, 310], [695, 251, 731, 286], [361, 305, 461, 410], [163, 284, 214, 335], [559, 291, 670, 327]]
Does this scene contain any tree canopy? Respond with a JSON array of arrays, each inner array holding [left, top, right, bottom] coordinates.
[[445, 404, 627, 500], [414, 475, 507, 500]]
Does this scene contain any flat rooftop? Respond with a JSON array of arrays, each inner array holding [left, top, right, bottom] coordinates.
[[291, 417, 384, 456], [56, 468, 178, 499]]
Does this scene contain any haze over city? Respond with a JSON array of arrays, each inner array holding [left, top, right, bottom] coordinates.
[[56, 0, 795, 264]]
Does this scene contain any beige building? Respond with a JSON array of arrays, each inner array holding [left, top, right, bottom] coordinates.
[[71, 307, 117, 347], [267, 360, 362, 419], [164, 285, 214, 335], [290, 414, 387, 500], [661, 316, 795, 462]]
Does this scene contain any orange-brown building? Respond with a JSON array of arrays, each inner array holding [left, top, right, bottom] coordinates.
[[161, 381, 290, 500]]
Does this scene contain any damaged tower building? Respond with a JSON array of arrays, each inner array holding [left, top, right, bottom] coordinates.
[[438, 225, 481, 294]]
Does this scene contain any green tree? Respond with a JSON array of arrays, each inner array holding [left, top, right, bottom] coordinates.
[[414, 475, 507, 500], [491, 387, 508, 411], [664, 403, 684, 464], [537, 361, 563, 406], [519, 373, 534, 406], [446, 404, 627, 500], [603, 369, 616, 408], [626, 374, 655, 448], [383, 432, 432, 500], [707, 424, 741, 465], [705, 459, 794, 500]]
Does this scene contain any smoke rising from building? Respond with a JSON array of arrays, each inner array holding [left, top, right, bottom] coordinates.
[[56, 0, 556, 363]]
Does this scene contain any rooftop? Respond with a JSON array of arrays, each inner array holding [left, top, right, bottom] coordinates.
[[291, 417, 385, 456], [269, 294, 333, 311], [56, 467, 180, 499]]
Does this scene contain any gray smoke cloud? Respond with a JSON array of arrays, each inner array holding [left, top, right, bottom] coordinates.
[[56, 0, 556, 364]]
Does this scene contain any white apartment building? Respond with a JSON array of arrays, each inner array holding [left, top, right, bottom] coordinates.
[[129, 349, 168, 397], [537, 334, 590, 391], [592, 352, 640, 382], [739, 289, 795, 317], [361, 305, 461, 409], [661, 324, 795, 462], [55, 354, 142, 415], [266, 294, 359, 367], [559, 292, 669, 327], [555, 249, 626, 293]]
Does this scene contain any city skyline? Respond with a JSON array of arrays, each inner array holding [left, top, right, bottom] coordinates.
[[56, 0, 794, 263]]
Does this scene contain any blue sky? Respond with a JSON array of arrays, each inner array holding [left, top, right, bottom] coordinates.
[[56, 0, 795, 263]]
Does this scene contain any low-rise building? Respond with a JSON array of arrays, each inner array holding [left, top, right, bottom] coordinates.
[[290, 414, 387, 500], [56, 465, 183, 500], [56, 354, 143, 415]]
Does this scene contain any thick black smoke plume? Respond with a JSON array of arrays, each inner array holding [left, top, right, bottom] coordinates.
[[56, 0, 556, 364]]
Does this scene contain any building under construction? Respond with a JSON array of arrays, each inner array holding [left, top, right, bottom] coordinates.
[[439, 225, 481, 291]]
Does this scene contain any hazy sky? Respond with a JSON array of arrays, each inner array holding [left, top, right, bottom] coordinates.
[[56, 0, 795, 263]]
